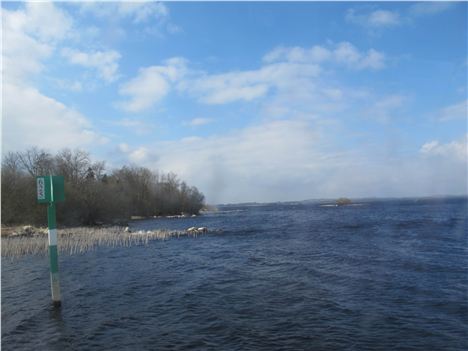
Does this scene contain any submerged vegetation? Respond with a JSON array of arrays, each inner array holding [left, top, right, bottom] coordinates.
[[1, 226, 209, 258], [1, 147, 205, 226]]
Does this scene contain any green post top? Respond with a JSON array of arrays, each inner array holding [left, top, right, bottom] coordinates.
[[36, 176, 65, 203]]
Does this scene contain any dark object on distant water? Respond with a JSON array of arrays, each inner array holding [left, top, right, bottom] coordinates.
[[336, 197, 352, 206]]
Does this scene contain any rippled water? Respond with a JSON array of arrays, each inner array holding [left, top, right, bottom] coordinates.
[[2, 198, 467, 350]]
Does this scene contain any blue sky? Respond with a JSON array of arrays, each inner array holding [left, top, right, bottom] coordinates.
[[2, 1, 467, 203]]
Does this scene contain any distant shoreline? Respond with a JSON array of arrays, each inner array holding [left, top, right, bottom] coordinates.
[[215, 194, 468, 207]]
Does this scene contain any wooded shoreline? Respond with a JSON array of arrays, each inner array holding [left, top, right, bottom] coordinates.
[[2, 147, 206, 227]]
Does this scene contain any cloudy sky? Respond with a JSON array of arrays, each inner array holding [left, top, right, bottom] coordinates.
[[2, 1, 467, 203]]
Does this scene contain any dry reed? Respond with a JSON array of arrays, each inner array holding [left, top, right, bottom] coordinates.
[[1, 227, 200, 258]]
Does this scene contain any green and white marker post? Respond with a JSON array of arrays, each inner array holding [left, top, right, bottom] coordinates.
[[37, 175, 65, 307]]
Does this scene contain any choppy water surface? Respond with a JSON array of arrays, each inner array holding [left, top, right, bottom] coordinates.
[[2, 198, 467, 350]]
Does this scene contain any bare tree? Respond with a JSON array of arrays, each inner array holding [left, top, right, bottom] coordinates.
[[16, 147, 54, 177], [55, 149, 91, 184], [2, 147, 205, 225]]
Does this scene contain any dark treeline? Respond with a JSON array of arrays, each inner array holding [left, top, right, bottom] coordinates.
[[2, 148, 205, 226]]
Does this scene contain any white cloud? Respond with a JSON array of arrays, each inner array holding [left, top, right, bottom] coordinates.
[[118, 143, 131, 153], [2, 3, 72, 84], [368, 10, 400, 26], [77, 1, 178, 39], [185, 118, 214, 127], [264, 42, 385, 70], [79, 1, 168, 23], [438, 100, 467, 122], [118, 57, 187, 112], [346, 8, 400, 28], [54, 79, 83, 92], [61, 48, 121, 82], [2, 25, 52, 83], [420, 136, 468, 162], [185, 47, 364, 105], [119, 66, 169, 112], [117, 143, 154, 164], [323, 88, 343, 100], [119, 42, 383, 108], [2, 83, 105, 152], [184, 52, 373, 140], [113, 118, 154, 135], [20, 2, 72, 41], [166, 23, 183, 34], [131, 119, 324, 202], [117, 121, 468, 203], [179, 42, 384, 106], [362, 95, 405, 122], [129, 147, 150, 163], [420, 141, 440, 154], [263, 45, 331, 64], [334, 42, 385, 70], [116, 1, 168, 23], [1, 3, 109, 156], [409, 2, 455, 16], [225, 57, 373, 127], [346, 3, 456, 30]]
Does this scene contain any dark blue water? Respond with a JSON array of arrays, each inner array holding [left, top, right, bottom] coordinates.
[[2, 198, 467, 350]]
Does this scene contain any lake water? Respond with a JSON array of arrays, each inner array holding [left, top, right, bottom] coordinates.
[[2, 197, 467, 350]]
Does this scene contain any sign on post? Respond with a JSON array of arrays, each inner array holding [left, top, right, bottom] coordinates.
[[36, 176, 65, 203], [36, 175, 65, 307]]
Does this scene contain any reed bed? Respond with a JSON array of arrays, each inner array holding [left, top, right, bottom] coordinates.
[[1, 227, 199, 258]]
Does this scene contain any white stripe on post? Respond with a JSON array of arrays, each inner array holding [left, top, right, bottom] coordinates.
[[51, 272, 61, 304], [48, 228, 57, 246]]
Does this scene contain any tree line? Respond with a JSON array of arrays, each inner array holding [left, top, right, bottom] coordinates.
[[2, 147, 205, 226]]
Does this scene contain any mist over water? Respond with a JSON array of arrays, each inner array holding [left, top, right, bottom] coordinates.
[[2, 197, 467, 350]]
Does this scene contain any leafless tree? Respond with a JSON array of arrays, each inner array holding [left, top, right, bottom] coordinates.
[[16, 147, 54, 177], [2, 148, 205, 225]]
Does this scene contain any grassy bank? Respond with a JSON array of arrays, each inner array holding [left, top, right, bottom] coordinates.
[[1, 226, 203, 258]]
